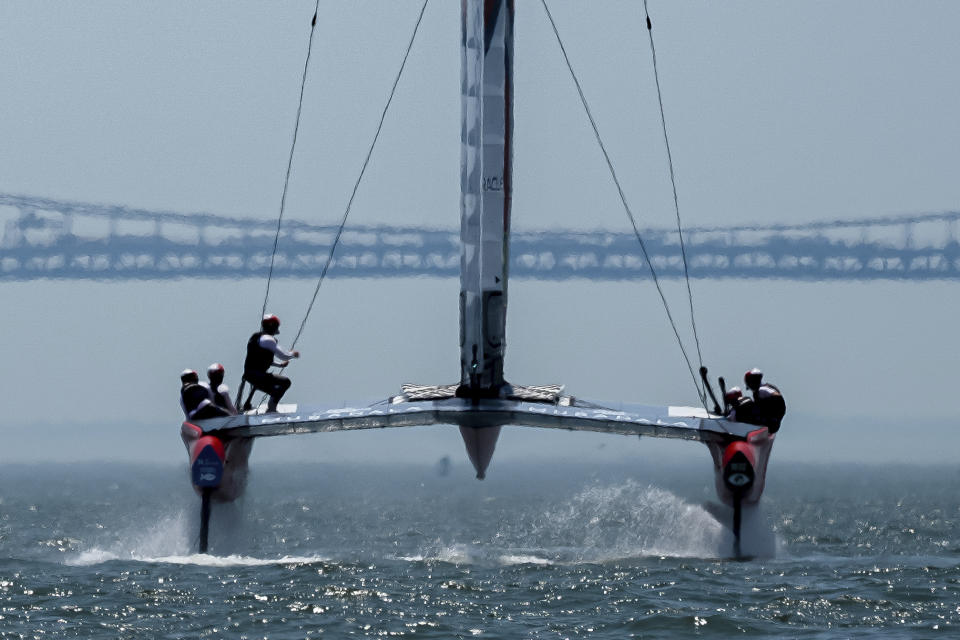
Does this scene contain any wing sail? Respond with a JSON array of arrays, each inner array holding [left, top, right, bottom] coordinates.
[[459, 0, 515, 392]]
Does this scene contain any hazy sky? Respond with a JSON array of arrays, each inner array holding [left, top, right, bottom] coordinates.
[[1, 1, 959, 468]]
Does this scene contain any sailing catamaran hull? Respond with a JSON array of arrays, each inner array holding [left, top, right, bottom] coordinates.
[[181, 422, 253, 502], [183, 396, 774, 559], [184, 402, 773, 509], [704, 427, 774, 507], [186, 394, 772, 502]]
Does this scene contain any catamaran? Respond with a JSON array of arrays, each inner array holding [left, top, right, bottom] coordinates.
[[180, 1, 778, 558]]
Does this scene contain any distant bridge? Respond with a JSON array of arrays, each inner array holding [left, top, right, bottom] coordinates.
[[2, 193, 960, 281]]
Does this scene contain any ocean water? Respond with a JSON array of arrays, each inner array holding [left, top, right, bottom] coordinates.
[[1, 459, 958, 638]]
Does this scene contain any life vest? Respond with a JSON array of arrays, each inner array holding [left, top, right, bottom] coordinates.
[[181, 383, 213, 418], [244, 331, 274, 376], [758, 382, 781, 395], [729, 397, 758, 424], [754, 383, 786, 433], [211, 384, 231, 411]]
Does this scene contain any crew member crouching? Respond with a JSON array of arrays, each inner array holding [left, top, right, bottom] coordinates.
[[743, 368, 786, 433], [724, 386, 758, 424], [204, 363, 238, 415], [243, 314, 301, 413], [180, 369, 231, 420]]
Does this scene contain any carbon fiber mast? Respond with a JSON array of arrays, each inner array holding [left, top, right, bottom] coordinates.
[[456, 0, 514, 399]]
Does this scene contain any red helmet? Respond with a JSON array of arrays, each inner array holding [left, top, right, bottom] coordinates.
[[724, 386, 743, 403], [207, 363, 224, 376], [180, 369, 199, 383], [262, 314, 281, 332], [744, 368, 763, 388]]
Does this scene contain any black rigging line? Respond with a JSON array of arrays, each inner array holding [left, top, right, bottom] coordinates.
[[643, 0, 706, 403], [539, 0, 705, 405], [289, 0, 430, 350], [262, 1, 322, 320]]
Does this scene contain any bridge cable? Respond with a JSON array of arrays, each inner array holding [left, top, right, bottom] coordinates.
[[540, 0, 705, 405], [289, 0, 430, 350], [643, 0, 706, 402], [261, 1, 322, 320]]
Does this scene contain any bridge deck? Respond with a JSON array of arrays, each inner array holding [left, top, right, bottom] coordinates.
[[3, 193, 959, 281]]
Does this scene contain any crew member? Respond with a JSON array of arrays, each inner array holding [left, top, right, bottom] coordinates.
[[180, 369, 230, 421], [724, 386, 758, 424], [243, 314, 300, 413], [204, 363, 238, 415], [743, 368, 786, 433]]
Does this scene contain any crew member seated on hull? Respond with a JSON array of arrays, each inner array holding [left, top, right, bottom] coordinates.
[[243, 314, 300, 413], [743, 368, 786, 433], [203, 363, 238, 416], [180, 369, 231, 421], [724, 386, 759, 425]]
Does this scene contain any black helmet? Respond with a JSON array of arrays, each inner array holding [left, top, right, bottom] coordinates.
[[180, 369, 199, 383], [744, 368, 763, 389]]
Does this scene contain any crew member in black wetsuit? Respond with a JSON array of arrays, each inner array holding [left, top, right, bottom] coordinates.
[[180, 369, 230, 421], [743, 368, 786, 433], [204, 363, 238, 415], [724, 386, 759, 425], [243, 314, 300, 413]]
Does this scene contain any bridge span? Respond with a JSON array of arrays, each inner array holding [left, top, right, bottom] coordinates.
[[2, 193, 959, 282]]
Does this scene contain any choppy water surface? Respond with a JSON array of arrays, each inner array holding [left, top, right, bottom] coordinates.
[[1, 460, 957, 638]]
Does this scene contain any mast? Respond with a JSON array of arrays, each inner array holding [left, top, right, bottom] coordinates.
[[458, 0, 515, 397]]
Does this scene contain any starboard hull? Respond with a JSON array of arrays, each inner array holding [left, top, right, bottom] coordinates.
[[704, 427, 775, 508], [181, 422, 254, 502]]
